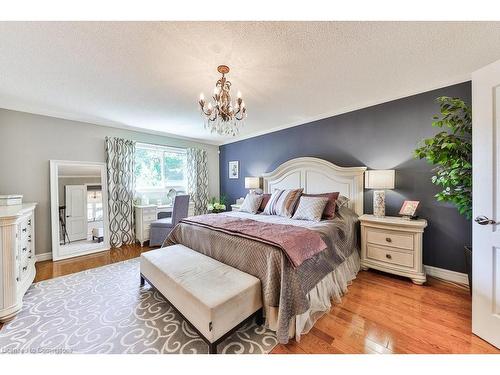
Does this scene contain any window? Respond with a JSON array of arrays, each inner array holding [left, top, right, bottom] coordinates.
[[87, 190, 103, 222], [134, 143, 188, 193]]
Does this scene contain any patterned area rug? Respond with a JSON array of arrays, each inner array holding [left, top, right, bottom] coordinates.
[[0, 259, 278, 354]]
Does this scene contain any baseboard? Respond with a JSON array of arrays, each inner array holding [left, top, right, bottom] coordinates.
[[35, 252, 53, 262], [34, 252, 468, 285], [424, 265, 469, 286]]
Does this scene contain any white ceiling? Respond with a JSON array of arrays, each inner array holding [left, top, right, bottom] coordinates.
[[1, 21, 500, 145]]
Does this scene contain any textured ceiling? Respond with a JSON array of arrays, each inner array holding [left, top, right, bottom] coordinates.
[[1, 21, 500, 145]]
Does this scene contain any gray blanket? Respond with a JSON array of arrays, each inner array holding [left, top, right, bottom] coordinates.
[[164, 207, 360, 344]]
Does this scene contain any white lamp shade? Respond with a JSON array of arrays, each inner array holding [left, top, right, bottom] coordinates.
[[365, 170, 395, 189], [245, 177, 261, 189]]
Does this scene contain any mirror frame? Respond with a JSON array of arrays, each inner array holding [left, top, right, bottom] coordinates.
[[49, 160, 110, 261]]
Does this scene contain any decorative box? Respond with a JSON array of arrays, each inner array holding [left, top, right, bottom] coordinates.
[[0, 194, 23, 206]]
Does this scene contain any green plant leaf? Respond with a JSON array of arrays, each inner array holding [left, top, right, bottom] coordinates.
[[415, 96, 472, 220]]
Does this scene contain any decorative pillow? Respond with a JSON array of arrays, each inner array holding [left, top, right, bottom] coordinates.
[[239, 193, 264, 214], [292, 196, 329, 222], [274, 189, 303, 218], [301, 192, 339, 219], [258, 193, 271, 212], [262, 189, 284, 215], [336, 195, 350, 210]]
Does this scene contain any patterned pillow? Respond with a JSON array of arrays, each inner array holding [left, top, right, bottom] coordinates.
[[262, 189, 285, 215], [274, 189, 303, 218], [336, 195, 350, 210], [258, 193, 271, 212], [239, 193, 264, 214], [292, 196, 329, 222], [301, 192, 339, 219]]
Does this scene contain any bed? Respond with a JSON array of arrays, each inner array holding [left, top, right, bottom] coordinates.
[[164, 157, 367, 344]]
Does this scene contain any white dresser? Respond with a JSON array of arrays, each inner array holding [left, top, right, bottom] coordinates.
[[135, 202, 194, 247], [0, 203, 37, 322]]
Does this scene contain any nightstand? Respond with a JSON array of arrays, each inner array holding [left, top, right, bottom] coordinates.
[[231, 204, 242, 212], [359, 214, 428, 285]]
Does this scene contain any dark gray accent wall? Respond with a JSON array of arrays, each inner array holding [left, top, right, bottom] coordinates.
[[219, 81, 471, 273]]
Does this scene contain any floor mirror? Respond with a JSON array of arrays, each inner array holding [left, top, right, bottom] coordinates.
[[49, 160, 110, 261]]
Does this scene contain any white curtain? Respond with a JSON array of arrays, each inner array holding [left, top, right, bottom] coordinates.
[[105, 137, 136, 247], [187, 148, 209, 215]]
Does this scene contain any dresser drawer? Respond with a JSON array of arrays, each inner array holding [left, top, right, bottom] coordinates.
[[367, 244, 414, 268], [366, 228, 414, 250]]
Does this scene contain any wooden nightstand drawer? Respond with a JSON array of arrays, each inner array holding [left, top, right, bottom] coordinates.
[[366, 228, 414, 250], [367, 244, 414, 268]]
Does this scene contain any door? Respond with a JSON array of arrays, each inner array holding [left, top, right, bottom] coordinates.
[[65, 185, 87, 242], [472, 59, 500, 348]]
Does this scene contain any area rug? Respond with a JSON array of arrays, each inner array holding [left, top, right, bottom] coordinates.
[[0, 259, 278, 354]]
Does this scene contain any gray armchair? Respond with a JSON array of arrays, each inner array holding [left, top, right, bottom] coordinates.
[[149, 194, 190, 247]]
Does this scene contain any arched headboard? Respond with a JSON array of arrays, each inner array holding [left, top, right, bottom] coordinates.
[[261, 157, 367, 216]]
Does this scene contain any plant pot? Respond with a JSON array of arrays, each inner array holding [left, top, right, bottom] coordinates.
[[464, 246, 472, 295]]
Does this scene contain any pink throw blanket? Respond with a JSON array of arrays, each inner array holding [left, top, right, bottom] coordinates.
[[181, 214, 327, 268]]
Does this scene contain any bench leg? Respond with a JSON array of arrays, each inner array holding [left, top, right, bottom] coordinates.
[[255, 308, 264, 326], [208, 342, 217, 354], [140, 275, 145, 287]]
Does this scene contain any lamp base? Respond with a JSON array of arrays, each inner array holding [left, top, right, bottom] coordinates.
[[373, 190, 386, 217]]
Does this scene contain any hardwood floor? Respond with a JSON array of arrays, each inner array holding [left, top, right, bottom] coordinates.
[[1, 244, 498, 354], [272, 270, 499, 354], [34, 244, 154, 283]]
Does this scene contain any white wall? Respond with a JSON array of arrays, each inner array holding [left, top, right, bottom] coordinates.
[[0, 108, 220, 255]]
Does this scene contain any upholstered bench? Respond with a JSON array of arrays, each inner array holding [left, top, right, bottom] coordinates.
[[139, 244, 263, 354]]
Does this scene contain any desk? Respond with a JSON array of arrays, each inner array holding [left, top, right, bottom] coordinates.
[[134, 202, 194, 246]]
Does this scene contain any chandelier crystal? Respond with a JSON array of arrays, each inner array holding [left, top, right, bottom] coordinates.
[[198, 65, 246, 136]]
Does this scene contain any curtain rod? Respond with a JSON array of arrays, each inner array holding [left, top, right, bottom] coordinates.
[[136, 141, 188, 152]]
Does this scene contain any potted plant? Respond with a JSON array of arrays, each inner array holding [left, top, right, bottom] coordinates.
[[414, 96, 472, 292], [207, 195, 227, 214]]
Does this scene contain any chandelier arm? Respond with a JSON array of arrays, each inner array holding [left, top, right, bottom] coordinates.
[[200, 106, 213, 116]]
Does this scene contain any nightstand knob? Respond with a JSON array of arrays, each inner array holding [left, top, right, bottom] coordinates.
[[385, 237, 392, 243], [385, 254, 392, 259]]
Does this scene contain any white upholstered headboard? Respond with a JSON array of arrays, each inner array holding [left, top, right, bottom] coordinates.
[[261, 157, 367, 216]]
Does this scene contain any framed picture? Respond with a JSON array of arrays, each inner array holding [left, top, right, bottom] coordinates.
[[399, 200, 420, 217], [228, 161, 239, 179]]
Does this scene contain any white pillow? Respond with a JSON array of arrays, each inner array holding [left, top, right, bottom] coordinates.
[[239, 193, 264, 214], [292, 196, 329, 222]]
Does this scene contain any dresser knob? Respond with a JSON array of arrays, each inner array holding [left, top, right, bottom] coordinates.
[[22, 228, 27, 233], [385, 237, 392, 243], [386, 254, 392, 259], [22, 247, 27, 252], [22, 266, 27, 271]]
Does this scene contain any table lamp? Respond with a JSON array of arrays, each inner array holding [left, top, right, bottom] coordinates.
[[365, 170, 395, 217], [245, 177, 261, 194]]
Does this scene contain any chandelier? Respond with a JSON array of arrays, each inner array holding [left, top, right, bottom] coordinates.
[[198, 65, 246, 136]]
